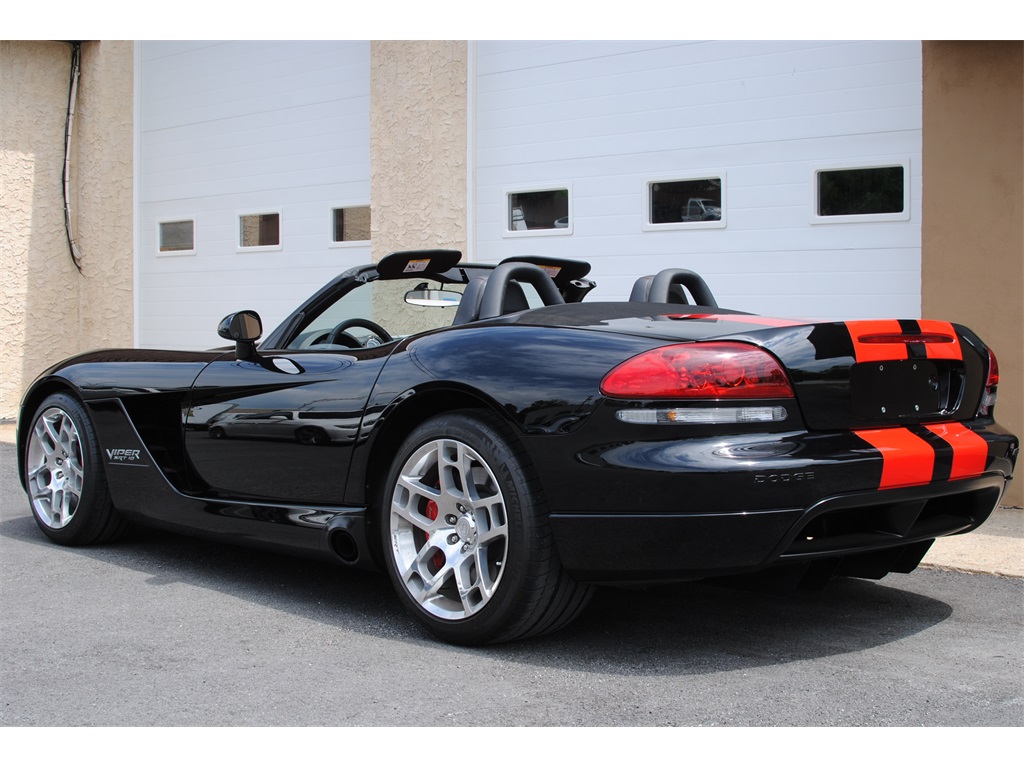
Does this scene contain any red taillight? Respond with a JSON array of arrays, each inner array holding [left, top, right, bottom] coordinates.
[[987, 348, 1000, 388], [600, 342, 794, 399], [980, 347, 1000, 416]]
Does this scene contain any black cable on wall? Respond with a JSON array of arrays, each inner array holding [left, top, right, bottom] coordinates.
[[62, 41, 84, 274]]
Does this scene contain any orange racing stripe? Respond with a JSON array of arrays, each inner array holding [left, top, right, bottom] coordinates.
[[854, 428, 935, 489], [846, 319, 908, 362], [846, 319, 963, 363], [923, 422, 989, 480], [916, 320, 963, 361]]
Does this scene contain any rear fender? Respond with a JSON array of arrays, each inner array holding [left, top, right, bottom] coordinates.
[[346, 325, 653, 509]]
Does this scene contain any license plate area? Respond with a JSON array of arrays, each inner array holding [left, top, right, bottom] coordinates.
[[851, 359, 953, 421]]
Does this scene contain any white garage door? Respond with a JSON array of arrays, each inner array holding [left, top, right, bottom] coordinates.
[[137, 41, 371, 349], [473, 41, 923, 320]]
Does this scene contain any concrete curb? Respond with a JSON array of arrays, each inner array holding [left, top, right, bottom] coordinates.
[[2, 420, 1020, 578], [920, 506, 1023, 578]]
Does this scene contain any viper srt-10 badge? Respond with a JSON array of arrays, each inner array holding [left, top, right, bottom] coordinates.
[[105, 448, 142, 463]]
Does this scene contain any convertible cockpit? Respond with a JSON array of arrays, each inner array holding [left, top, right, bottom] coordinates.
[[268, 250, 596, 351]]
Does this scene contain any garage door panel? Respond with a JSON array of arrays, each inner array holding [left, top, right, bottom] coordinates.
[[139, 41, 371, 350], [474, 41, 922, 319]]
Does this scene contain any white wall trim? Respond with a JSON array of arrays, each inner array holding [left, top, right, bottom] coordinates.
[[132, 40, 142, 348], [465, 41, 477, 262]]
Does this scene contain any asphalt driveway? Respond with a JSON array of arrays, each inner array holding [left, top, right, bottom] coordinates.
[[1, 442, 1021, 727]]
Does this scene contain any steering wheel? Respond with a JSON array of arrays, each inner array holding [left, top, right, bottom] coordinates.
[[327, 318, 393, 348]]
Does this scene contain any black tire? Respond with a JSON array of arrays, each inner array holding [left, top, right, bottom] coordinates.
[[23, 392, 128, 546], [381, 410, 592, 645], [208, 425, 226, 439]]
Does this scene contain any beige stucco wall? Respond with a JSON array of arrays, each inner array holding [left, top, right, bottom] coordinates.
[[0, 40, 134, 422], [369, 41, 469, 335], [922, 41, 1023, 506], [369, 41, 468, 260]]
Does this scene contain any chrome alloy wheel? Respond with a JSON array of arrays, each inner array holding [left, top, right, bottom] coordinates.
[[389, 438, 509, 621], [26, 407, 85, 529]]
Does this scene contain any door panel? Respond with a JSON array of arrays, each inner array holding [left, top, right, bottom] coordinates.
[[185, 350, 386, 504]]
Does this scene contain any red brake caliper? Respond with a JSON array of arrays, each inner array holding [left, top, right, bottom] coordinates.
[[424, 499, 445, 571]]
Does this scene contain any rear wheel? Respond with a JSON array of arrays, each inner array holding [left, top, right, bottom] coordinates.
[[381, 411, 592, 645], [24, 393, 127, 545]]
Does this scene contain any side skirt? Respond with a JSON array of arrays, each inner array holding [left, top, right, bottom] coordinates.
[[86, 398, 376, 569]]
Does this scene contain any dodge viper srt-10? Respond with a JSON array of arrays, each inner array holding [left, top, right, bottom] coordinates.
[[18, 249, 1018, 644]]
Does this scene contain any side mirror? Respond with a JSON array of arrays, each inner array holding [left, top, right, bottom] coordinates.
[[218, 310, 263, 360]]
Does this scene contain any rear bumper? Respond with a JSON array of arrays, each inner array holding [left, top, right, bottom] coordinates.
[[550, 473, 1009, 583]]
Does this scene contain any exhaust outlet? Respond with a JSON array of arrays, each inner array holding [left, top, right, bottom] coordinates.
[[330, 529, 359, 563]]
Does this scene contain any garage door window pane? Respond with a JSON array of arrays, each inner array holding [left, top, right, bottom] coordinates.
[[240, 213, 280, 248], [650, 179, 722, 224], [333, 206, 371, 242], [159, 220, 194, 253], [509, 189, 569, 231], [817, 166, 904, 216]]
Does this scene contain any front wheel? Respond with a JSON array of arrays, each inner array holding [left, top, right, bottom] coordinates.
[[23, 392, 128, 545], [381, 411, 592, 645]]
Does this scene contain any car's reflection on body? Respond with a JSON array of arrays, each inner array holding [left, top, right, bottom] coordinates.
[[207, 410, 357, 446]]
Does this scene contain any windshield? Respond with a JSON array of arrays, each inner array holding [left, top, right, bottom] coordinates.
[[285, 276, 464, 350]]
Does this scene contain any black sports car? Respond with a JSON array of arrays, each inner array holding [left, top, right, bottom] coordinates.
[[18, 249, 1018, 644]]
